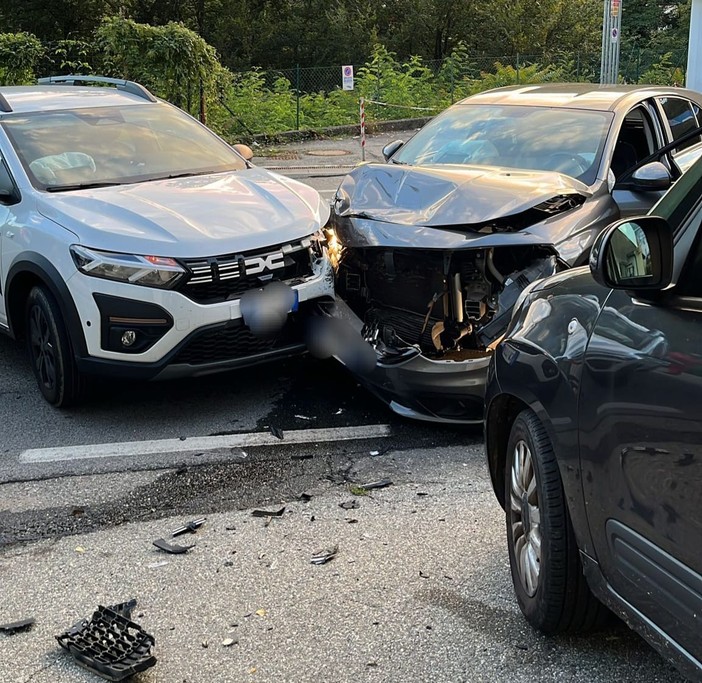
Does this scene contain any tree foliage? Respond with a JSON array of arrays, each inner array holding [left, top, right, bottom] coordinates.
[[0, 32, 44, 85]]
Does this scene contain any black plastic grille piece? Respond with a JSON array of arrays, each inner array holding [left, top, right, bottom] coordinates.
[[172, 317, 308, 366], [56, 602, 156, 682], [178, 245, 314, 304]]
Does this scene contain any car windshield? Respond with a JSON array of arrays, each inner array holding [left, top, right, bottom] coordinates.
[[1, 103, 247, 191], [391, 104, 614, 185]]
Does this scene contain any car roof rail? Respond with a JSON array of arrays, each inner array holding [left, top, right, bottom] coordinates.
[[37, 75, 157, 103], [0, 92, 12, 113]]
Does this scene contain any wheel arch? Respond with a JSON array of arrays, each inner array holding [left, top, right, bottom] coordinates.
[[5, 254, 87, 356]]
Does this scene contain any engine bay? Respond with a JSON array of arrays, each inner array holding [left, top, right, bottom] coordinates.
[[337, 245, 558, 360]]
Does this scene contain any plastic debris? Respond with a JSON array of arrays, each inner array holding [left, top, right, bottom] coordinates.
[[356, 478, 393, 491], [251, 507, 285, 518], [222, 638, 237, 647], [339, 500, 359, 510], [311, 545, 338, 565], [147, 561, 169, 569], [56, 600, 156, 682], [270, 425, 284, 440], [294, 414, 313, 421], [255, 609, 267, 617], [75, 546, 86, 553], [153, 538, 194, 555], [0, 618, 35, 634], [171, 518, 206, 537], [291, 453, 313, 460], [334, 408, 344, 415]]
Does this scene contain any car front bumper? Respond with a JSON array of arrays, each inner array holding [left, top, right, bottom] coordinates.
[[325, 299, 492, 424]]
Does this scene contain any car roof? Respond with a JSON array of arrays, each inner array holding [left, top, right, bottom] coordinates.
[[0, 86, 153, 116], [458, 83, 702, 112]]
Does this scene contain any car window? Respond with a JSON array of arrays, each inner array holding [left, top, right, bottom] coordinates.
[[0, 103, 246, 190], [659, 97, 702, 152], [611, 105, 658, 180], [391, 104, 613, 186]]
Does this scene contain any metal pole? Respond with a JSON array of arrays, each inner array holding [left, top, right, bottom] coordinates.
[[360, 97, 366, 162], [516, 53, 520, 84], [295, 64, 300, 131], [686, 0, 702, 91]]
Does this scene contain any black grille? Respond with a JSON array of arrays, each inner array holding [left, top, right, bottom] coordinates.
[[178, 245, 314, 304], [366, 307, 440, 353], [172, 320, 303, 365]]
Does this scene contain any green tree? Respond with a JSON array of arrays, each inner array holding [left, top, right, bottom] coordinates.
[[0, 32, 44, 85]]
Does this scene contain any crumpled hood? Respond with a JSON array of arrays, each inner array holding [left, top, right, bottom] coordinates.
[[37, 167, 329, 257], [335, 163, 590, 227]]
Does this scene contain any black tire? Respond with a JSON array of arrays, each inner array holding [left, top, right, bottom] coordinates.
[[505, 409, 608, 634], [25, 285, 85, 408]]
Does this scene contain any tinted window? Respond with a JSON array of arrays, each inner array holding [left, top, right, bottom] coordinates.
[[391, 104, 613, 185], [1, 104, 246, 190], [659, 97, 702, 152]]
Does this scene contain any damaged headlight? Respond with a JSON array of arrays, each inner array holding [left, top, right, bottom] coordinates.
[[323, 228, 343, 271], [70, 245, 185, 288]]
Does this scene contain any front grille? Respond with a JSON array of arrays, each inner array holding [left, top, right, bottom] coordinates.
[[366, 307, 440, 352], [178, 242, 314, 304]]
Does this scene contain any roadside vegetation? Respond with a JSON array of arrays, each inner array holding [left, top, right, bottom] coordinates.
[[0, 0, 691, 137]]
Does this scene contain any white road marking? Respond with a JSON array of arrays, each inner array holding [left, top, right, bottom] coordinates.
[[19, 424, 392, 464]]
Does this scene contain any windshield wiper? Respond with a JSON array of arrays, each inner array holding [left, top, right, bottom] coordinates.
[[45, 181, 126, 192], [141, 170, 222, 183]]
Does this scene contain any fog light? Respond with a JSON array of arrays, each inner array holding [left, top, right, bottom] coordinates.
[[121, 330, 137, 347]]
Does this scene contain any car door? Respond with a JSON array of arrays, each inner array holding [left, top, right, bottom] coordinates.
[[611, 100, 669, 218], [0, 154, 16, 330], [577, 187, 702, 664], [656, 95, 702, 175]]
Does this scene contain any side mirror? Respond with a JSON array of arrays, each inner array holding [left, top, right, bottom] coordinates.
[[382, 140, 404, 162], [232, 143, 254, 162], [589, 216, 673, 291], [629, 161, 672, 192]]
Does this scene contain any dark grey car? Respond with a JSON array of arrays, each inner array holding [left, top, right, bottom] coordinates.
[[329, 84, 702, 423]]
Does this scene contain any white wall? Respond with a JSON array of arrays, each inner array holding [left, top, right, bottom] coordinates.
[[687, 0, 702, 92]]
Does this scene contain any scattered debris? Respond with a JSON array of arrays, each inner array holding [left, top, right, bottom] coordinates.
[[346, 519, 359, 524], [56, 600, 156, 681], [419, 571, 430, 579], [202, 640, 208, 648], [357, 478, 393, 491], [339, 500, 359, 510], [367, 661, 379, 668], [416, 492, 429, 497], [147, 561, 169, 569], [291, 453, 313, 460], [294, 414, 313, 420], [269, 425, 284, 440], [172, 518, 206, 537], [224, 561, 234, 567], [175, 465, 188, 475], [298, 493, 312, 503], [251, 507, 286, 518], [0, 618, 35, 634], [349, 485, 370, 496], [255, 609, 267, 617], [153, 538, 194, 555], [75, 546, 86, 553], [516, 643, 529, 651], [334, 408, 344, 415], [179, 436, 186, 441], [222, 635, 238, 647], [369, 450, 380, 456], [311, 545, 338, 565], [71, 507, 85, 517]]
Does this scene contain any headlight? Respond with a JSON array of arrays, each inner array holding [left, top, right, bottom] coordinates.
[[323, 228, 343, 270], [70, 246, 185, 288]]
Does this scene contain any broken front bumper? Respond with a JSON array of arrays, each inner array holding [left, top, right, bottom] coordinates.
[[326, 299, 491, 424]]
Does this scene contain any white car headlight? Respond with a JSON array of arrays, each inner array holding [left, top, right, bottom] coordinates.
[[70, 245, 185, 288]]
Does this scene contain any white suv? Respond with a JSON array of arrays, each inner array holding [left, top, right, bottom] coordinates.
[[0, 76, 334, 406]]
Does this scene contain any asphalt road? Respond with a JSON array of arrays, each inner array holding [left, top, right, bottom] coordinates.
[[0, 131, 687, 682]]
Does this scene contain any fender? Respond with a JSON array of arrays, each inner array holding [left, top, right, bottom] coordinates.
[[5, 253, 88, 357]]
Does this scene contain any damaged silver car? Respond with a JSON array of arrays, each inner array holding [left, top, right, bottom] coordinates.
[[328, 84, 702, 422]]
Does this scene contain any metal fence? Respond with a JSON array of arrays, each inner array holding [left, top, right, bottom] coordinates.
[[225, 48, 689, 134]]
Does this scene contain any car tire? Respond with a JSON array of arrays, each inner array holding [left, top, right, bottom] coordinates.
[[26, 285, 86, 408], [505, 409, 608, 634]]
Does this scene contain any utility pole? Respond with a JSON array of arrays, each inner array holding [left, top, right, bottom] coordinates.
[[600, 0, 623, 84]]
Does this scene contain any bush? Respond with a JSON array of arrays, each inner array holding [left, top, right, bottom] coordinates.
[[0, 32, 44, 85]]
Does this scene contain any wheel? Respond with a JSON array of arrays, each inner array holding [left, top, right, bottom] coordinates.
[[26, 285, 85, 407], [505, 409, 608, 634]]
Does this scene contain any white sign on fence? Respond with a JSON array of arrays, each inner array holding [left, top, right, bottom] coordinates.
[[342, 65, 354, 90]]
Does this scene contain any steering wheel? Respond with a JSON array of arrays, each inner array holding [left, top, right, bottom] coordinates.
[[546, 152, 589, 177]]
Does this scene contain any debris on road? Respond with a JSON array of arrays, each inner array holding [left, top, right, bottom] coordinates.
[[171, 518, 206, 537], [339, 500, 359, 510], [56, 600, 156, 681], [0, 618, 35, 634], [270, 425, 284, 440], [222, 637, 238, 647], [74, 546, 86, 553], [355, 478, 393, 491], [251, 507, 286, 518], [311, 545, 338, 565], [298, 493, 312, 503], [147, 560, 169, 569], [153, 538, 194, 555], [291, 453, 313, 460], [294, 414, 313, 420]]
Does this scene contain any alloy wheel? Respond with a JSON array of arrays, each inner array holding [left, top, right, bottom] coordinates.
[[29, 304, 57, 392], [509, 439, 542, 597]]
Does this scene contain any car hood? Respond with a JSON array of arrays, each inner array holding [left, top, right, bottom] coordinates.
[[37, 167, 329, 257], [335, 163, 590, 227]]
